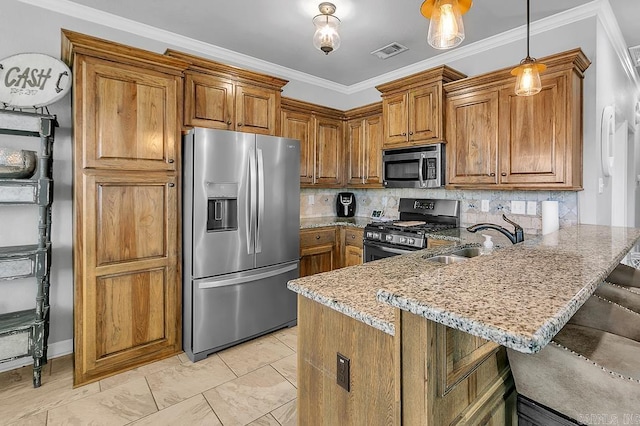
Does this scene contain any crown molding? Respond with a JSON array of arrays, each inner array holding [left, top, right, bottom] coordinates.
[[18, 0, 638, 95]]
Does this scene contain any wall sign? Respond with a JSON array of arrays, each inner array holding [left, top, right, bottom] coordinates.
[[0, 53, 72, 108]]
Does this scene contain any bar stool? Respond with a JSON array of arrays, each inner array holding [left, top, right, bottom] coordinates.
[[507, 263, 640, 424]]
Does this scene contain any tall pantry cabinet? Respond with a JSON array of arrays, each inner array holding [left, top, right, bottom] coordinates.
[[62, 30, 188, 385]]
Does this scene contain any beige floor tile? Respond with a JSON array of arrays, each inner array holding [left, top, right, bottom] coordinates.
[[271, 354, 297, 388], [146, 353, 236, 410], [177, 352, 191, 364], [271, 399, 296, 426], [203, 365, 296, 426], [131, 394, 221, 426], [247, 413, 280, 425], [100, 355, 182, 391], [3, 411, 47, 426], [273, 326, 298, 351], [218, 335, 294, 377], [0, 376, 100, 425], [0, 361, 52, 401], [46, 377, 157, 426]]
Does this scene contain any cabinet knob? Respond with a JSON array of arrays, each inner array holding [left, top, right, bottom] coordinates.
[[238, 123, 243, 127], [168, 183, 175, 187], [226, 121, 232, 125], [316, 235, 321, 240], [402, 132, 407, 136], [351, 235, 356, 239], [409, 131, 414, 135], [168, 159, 174, 164], [489, 173, 495, 177], [501, 172, 507, 176]]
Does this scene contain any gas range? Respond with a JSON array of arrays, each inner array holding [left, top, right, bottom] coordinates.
[[364, 198, 460, 251]]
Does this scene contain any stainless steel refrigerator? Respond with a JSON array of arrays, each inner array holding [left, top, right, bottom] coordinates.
[[182, 128, 300, 362]]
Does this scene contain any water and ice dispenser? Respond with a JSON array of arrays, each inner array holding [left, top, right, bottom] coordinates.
[[206, 183, 238, 231]]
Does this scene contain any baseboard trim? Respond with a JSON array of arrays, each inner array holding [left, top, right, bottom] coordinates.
[[0, 339, 73, 373]]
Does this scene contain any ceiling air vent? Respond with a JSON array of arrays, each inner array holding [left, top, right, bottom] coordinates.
[[371, 42, 409, 60], [630, 45, 640, 67]]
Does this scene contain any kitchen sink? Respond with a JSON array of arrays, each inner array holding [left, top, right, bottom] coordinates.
[[450, 247, 483, 258], [425, 255, 468, 264]]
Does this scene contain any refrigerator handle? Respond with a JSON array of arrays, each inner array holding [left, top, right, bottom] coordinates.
[[248, 148, 257, 254], [256, 148, 265, 253], [197, 262, 298, 289]]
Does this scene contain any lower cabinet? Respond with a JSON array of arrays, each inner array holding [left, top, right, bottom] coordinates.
[[299, 226, 364, 278], [299, 227, 339, 278]]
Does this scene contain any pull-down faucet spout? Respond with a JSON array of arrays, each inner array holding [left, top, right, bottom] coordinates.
[[466, 214, 524, 244]]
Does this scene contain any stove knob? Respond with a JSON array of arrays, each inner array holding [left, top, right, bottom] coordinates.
[[373, 232, 380, 239], [366, 232, 373, 238], [399, 237, 407, 244], [385, 234, 393, 242], [408, 238, 415, 245]]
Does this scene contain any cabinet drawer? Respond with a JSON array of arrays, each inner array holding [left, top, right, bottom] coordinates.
[[344, 228, 364, 248], [300, 228, 336, 248]]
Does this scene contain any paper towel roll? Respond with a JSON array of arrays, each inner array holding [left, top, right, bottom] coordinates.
[[541, 200, 559, 235]]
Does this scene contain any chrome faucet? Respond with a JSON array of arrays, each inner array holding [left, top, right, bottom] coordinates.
[[466, 214, 524, 244]]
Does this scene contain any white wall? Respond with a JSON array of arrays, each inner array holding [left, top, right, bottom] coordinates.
[[0, 0, 632, 367]]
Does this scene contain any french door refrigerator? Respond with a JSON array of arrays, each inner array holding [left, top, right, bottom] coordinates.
[[183, 128, 300, 362]]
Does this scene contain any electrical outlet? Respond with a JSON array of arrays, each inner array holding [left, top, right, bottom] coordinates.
[[526, 201, 537, 216], [481, 200, 490, 212], [337, 353, 350, 392], [511, 200, 526, 215], [307, 195, 314, 205]]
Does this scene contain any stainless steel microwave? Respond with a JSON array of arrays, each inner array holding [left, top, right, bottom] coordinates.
[[382, 143, 444, 188]]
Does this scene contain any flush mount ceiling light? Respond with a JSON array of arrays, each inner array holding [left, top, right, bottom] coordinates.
[[511, 0, 546, 96], [312, 2, 341, 55], [421, 0, 471, 50]]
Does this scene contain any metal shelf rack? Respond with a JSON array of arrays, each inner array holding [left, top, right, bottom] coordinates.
[[0, 110, 56, 387]]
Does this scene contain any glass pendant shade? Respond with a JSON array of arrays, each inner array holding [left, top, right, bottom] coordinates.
[[511, 61, 546, 96], [425, 0, 466, 49], [312, 14, 341, 55], [312, 3, 341, 55]]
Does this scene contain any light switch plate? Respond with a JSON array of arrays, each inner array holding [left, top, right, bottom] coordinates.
[[511, 200, 526, 215], [526, 201, 537, 216], [481, 200, 490, 212]]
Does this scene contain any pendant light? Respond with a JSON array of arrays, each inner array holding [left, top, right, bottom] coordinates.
[[312, 2, 341, 55], [511, 0, 546, 96], [421, 0, 472, 50]]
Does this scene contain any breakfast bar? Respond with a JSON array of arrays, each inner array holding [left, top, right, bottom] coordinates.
[[287, 224, 640, 424]]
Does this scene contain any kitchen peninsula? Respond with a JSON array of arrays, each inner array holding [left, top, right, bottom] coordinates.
[[287, 224, 640, 425]]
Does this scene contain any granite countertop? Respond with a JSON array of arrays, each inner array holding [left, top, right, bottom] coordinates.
[[300, 216, 372, 229], [288, 224, 640, 354]]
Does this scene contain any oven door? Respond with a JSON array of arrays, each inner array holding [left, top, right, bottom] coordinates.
[[363, 240, 417, 263]]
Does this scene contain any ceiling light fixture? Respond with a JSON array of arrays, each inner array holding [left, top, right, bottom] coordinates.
[[312, 2, 341, 55], [421, 0, 471, 50], [511, 0, 546, 96]]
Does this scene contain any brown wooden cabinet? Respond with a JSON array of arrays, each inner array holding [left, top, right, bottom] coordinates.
[[281, 98, 344, 187], [345, 103, 383, 187], [62, 29, 187, 386], [444, 49, 590, 190], [376, 66, 466, 149], [299, 227, 339, 277], [342, 227, 364, 267], [166, 50, 287, 135]]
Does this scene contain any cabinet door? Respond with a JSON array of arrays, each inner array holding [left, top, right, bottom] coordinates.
[[82, 56, 178, 171], [343, 227, 364, 267], [446, 91, 499, 185], [75, 173, 180, 385], [346, 119, 364, 185], [236, 84, 278, 135], [499, 74, 567, 185], [315, 117, 343, 186], [382, 92, 409, 147], [299, 228, 337, 277], [363, 114, 383, 185], [409, 85, 440, 143], [185, 73, 234, 130], [282, 110, 314, 185]]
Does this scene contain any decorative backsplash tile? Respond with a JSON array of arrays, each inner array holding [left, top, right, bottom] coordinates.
[[300, 188, 578, 236]]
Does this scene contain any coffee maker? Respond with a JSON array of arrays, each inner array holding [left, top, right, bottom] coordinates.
[[336, 192, 356, 217]]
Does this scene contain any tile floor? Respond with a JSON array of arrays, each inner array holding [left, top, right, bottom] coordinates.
[[0, 327, 298, 426]]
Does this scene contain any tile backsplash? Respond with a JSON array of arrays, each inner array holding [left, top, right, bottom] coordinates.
[[300, 188, 578, 236]]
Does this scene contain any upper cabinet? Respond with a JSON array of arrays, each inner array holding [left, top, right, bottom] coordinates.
[[444, 49, 590, 190], [376, 66, 466, 149], [345, 103, 383, 187], [281, 98, 344, 188], [166, 50, 288, 135]]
